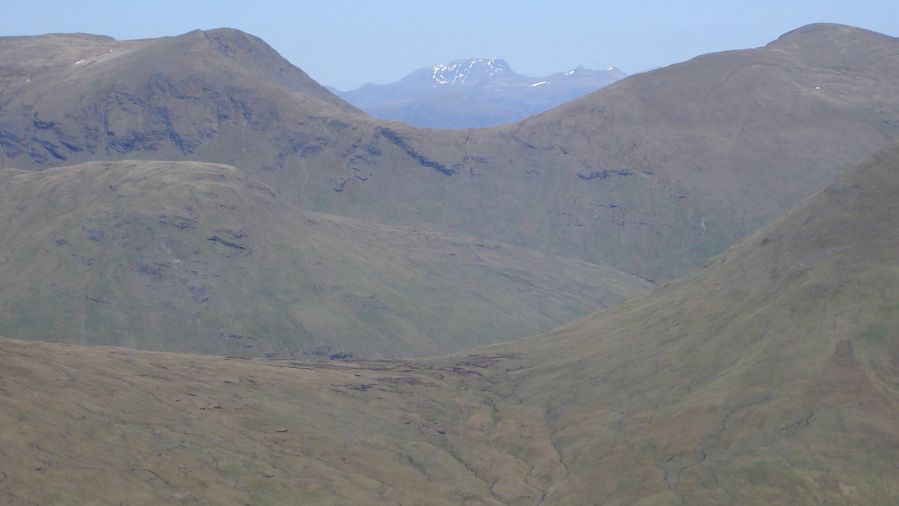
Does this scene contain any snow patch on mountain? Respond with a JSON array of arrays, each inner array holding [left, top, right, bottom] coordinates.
[[336, 58, 627, 128], [431, 57, 511, 86]]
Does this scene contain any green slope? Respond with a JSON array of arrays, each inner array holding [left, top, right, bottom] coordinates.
[[472, 140, 899, 503], [0, 160, 648, 358], [3, 143, 899, 504]]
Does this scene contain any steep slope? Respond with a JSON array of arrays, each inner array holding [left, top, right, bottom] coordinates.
[[0, 160, 648, 358], [337, 58, 626, 128], [3, 25, 899, 282], [492, 23, 899, 278], [3, 142, 899, 504], [472, 139, 899, 503]]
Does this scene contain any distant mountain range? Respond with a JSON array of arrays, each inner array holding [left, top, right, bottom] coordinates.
[[334, 57, 627, 128]]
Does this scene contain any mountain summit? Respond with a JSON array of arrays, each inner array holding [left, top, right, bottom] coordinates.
[[336, 57, 626, 128], [424, 57, 512, 87]]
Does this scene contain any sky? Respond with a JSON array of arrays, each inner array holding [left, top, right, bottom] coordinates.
[[2, 0, 898, 90]]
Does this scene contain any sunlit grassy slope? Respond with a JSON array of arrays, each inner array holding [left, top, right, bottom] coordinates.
[[3, 142, 899, 504]]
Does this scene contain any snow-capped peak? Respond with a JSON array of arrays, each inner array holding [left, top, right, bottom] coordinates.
[[563, 65, 621, 77], [563, 66, 588, 76], [430, 57, 512, 86]]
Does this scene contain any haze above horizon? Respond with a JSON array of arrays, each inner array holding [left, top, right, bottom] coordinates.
[[2, 0, 898, 90]]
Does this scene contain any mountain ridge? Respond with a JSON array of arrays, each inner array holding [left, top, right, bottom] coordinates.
[[3, 23, 899, 283]]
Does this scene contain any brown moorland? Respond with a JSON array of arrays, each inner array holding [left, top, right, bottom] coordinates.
[[3, 140, 899, 504]]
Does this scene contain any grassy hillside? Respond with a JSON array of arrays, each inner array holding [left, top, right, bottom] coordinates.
[[2, 25, 899, 280], [475, 140, 899, 503], [0, 160, 648, 358], [3, 143, 899, 504]]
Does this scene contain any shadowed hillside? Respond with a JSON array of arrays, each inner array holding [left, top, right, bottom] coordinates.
[[3, 141, 899, 504], [3, 25, 899, 280], [0, 160, 648, 358]]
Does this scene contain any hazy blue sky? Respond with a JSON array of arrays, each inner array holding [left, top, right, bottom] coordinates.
[[3, 1, 898, 89]]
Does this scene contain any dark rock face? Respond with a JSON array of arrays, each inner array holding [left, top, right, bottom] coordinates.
[[135, 263, 163, 280], [376, 127, 454, 175], [576, 169, 634, 181], [207, 235, 251, 255]]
